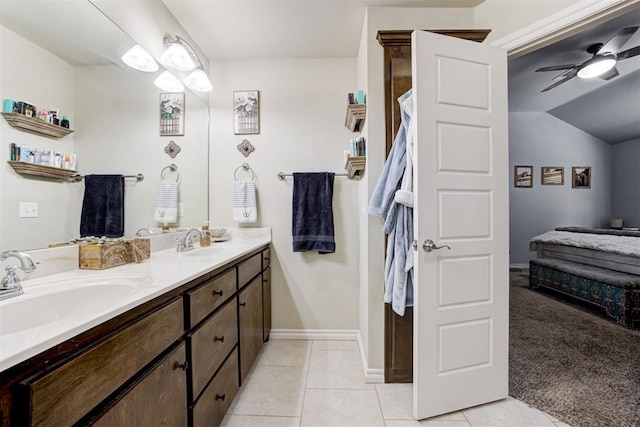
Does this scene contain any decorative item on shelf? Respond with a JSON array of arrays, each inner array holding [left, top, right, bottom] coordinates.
[[78, 237, 150, 270], [1, 113, 73, 138], [344, 104, 366, 132], [164, 140, 182, 158], [233, 90, 260, 135], [345, 156, 366, 179], [237, 139, 255, 157], [160, 93, 184, 136]]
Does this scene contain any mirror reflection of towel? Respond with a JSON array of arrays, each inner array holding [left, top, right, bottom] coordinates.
[[292, 172, 335, 254], [154, 181, 178, 223], [80, 175, 124, 237], [233, 181, 257, 223]]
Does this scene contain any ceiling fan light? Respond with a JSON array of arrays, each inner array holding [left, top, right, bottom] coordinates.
[[122, 45, 158, 72], [577, 54, 616, 78], [184, 69, 213, 92], [154, 71, 184, 92], [161, 42, 196, 71]]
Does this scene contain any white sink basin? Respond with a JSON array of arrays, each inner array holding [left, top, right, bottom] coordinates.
[[179, 243, 246, 260], [0, 275, 154, 336]]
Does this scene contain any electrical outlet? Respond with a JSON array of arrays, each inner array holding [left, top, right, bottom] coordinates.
[[19, 202, 38, 218], [178, 203, 184, 217]]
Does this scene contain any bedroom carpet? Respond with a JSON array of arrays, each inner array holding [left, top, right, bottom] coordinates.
[[509, 269, 640, 427]]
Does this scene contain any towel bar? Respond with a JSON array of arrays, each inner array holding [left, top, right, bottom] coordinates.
[[161, 164, 179, 182], [234, 163, 255, 181], [68, 173, 144, 182], [277, 172, 349, 180]]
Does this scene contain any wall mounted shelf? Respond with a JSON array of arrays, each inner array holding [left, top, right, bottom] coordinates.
[[344, 104, 366, 132], [2, 113, 74, 138], [345, 156, 366, 179], [7, 161, 77, 180]]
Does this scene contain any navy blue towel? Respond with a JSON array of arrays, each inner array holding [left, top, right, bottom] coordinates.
[[292, 172, 335, 254], [80, 174, 125, 237]]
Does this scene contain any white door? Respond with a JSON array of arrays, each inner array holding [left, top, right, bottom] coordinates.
[[411, 30, 509, 419]]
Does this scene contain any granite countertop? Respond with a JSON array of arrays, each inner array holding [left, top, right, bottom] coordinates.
[[0, 228, 271, 372]]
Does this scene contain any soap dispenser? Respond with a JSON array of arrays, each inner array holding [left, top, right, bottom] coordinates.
[[200, 221, 211, 247]]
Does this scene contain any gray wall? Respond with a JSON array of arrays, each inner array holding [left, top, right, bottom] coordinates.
[[509, 112, 613, 264], [612, 138, 640, 228]]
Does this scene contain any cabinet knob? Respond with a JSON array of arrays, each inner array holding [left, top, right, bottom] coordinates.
[[215, 393, 226, 401], [263, 279, 268, 284], [239, 301, 246, 307], [213, 289, 223, 296], [214, 335, 225, 343], [264, 257, 270, 262], [177, 361, 189, 371]]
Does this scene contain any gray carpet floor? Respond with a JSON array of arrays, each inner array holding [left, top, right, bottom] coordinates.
[[509, 270, 640, 427]]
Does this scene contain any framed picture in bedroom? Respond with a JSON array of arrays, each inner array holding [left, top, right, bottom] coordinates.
[[514, 165, 533, 188], [572, 166, 591, 189], [541, 166, 564, 185], [233, 90, 260, 135]]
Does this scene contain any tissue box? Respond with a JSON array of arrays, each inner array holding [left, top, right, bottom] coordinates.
[[79, 238, 150, 270]]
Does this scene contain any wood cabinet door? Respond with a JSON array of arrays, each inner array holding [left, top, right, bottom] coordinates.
[[93, 343, 188, 427], [238, 276, 263, 384], [263, 266, 271, 342]]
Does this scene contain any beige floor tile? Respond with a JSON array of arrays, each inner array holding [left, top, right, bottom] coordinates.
[[385, 420, 471, 427], [462, 397, 556, 427], [301, 388, 384, 426], [228, 365, 306, 417], [312, 340, 358, 351], [256, 339, 312, 367], [306, 349, 373, 390], [220, 414, 301, 426], [375, 384, 466, 421]]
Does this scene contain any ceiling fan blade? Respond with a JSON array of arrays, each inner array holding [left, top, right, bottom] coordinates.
[[599, 66, 619, 80], [598, 26, 639, 54], [541, 69, 578, 92], [552, 67, 578, 81], [616, 45, 640, 60], [535, 64, 578, 72]]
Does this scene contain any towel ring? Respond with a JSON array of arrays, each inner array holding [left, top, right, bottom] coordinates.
[[234, 163, 255, 181], [161, 164, 179, 182]]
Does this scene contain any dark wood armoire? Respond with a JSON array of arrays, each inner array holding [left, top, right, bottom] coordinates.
[[376, 29, 491, 383]]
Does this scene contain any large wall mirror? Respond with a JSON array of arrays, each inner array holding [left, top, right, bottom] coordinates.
[[0, 0, 209, 252]]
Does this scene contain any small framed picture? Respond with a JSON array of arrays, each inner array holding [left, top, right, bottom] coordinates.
[[541, 167, 564, 185], [514, 165, 533, 188], [572, 166, 591, 189], [160, 93, 185, 136], [233, 90, 260, 135]]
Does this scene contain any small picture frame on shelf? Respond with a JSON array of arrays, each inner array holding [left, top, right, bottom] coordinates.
[[541, 167, 564, 185], [514, 165, 533, 188], [233, 90, 260, 135], [572, 166, 591, 189]]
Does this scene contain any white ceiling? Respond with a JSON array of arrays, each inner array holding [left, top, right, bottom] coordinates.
[[162, 0, 486, 60]]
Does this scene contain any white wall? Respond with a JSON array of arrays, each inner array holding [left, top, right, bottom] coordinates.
[[612, 138, 640, 227], [1, 27, 75, 251], [509, 112, 613, 264], [208, 58, 360, 331]]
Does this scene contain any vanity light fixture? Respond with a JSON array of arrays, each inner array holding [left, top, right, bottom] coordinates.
[[184, 68, 213, 92], [121, 45, 158, 72], [161, 36, 196, 71], [154, 70, 184, 92]]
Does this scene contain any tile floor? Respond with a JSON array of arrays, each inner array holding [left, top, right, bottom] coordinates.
[[221, 339, 571, 427]]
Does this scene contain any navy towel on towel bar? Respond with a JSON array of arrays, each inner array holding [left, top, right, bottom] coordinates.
[[292, 172, 335, 254], [80, 174, 125, 237]]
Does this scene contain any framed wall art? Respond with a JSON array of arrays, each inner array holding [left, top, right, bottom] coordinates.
[[233, 90, 260, 135], [514, 165, 533, 188], [160, 93, 185, 136], [572, 166, 591, 189], [541, 166, 564, 185]]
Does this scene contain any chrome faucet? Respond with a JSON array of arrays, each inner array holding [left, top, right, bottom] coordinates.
[[0, 251, 37, 301], [176, 228, 206, 252], [135, 227, 154, 237]]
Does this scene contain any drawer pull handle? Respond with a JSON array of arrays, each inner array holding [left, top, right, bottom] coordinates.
[[264, 257, 270, 262], [214, 336, 225, 343], [213, 290, 223, 296], [177, 361, 189, 371], [216, 393, 226, 401], [239, 302, 246, 307], [263, 279, 268, 284]]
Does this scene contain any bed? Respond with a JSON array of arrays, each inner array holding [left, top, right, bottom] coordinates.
[[528, 227, 640, 328]]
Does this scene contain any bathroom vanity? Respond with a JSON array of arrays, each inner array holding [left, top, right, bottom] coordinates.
[[0, 233, 271, 427]]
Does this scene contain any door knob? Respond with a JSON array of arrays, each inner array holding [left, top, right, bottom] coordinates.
[[422, 239, 451, 252]]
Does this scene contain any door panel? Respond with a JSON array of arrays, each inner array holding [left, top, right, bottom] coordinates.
[[412, 30, 509, 419]]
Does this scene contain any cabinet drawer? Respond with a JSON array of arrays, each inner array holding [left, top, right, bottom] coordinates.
[[189, 299, 238, 399], [93, 343, 188, 427], [22, 298, 183, 427], [238, 253, 261, 289], [188, 268, 236, 327], [192, 348, 239, 427], [263, 248, 271, 269]]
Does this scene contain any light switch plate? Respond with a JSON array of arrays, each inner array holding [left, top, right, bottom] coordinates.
[[19, 202, 38, 218]]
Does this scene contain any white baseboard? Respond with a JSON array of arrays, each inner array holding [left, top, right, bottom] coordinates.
[[269, 329, 384, 383]]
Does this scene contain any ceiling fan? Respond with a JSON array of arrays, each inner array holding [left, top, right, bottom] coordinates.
[[536, 25, 640, 92]]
